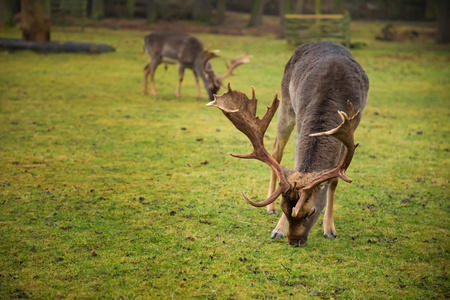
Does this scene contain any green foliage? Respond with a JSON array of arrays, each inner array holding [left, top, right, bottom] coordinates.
[[90, 0, 105, 20], [0, 22, 449, 299]]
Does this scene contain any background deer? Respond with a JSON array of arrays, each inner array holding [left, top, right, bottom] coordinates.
[[208, 42, 369, 247], [143, 31, 250, 100]]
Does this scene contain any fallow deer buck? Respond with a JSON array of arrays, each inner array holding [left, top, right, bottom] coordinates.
[[208, 42, 369, 247], [143, 31, 251, 100]]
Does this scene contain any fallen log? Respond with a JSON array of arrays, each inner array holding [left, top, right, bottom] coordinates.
[[0, 38, 115, 53]]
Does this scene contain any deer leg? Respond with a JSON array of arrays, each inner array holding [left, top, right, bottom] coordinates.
[[150, 72, 158, 96], [268, 136, 291, 239], [266, 102, 296, 215], [146, 59, 160, 96], [176, 65, 185, 98], [267, 138, 285, 214], [323, 178, 338, 238], [192, 70, 203, 99], [143, 63, 150, 95], [269, 95, 295, 239], [271, 213, 289, 239]]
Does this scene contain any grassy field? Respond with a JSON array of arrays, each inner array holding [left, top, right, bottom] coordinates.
[[0, 21, 449, 299]]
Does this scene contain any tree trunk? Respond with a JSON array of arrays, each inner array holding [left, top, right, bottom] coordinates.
[[193, 0, 212, 22], [91, 0, 104, 20], [315, 0, 321, 14], [436, 0, 450, 43], [278, 0, 285, 38], [1, 0, 19, 26], [216, 0, 226, 25], [314, 0, 321, 25], [332, 0, 342, 14], [425, 0, 436, 20], [21, 0, 51, 42], [247, 0, 265, 27], [126, 0, 135, 18], [146, 0, 157, 24], [292, 0, 303, 14], [0, 37, 115, 53]]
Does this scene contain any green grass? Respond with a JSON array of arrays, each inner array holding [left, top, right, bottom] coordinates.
[[0, 22, 449, 299]]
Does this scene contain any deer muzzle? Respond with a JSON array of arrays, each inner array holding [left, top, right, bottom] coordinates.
[[287, 234, 308, 247]]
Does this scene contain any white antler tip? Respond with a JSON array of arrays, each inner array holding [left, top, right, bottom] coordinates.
[[338, 111, 349, 122]]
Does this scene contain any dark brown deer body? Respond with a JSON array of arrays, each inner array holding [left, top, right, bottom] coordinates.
[[269, 42, 369, 246], [143, 31, 250, 100], [208, 42, 369, 247]]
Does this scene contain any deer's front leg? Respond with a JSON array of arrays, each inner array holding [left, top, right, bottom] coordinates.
[[268, 137, 291, 238], [267, 116, 295, 215], [271, 213, 289, 239], [176, 65, 185, 98], [267, 138, 283, 215], [323, 178, 338, 238], [192, 70, 203, 99]]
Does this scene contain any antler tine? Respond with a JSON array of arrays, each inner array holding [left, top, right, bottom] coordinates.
[[202, 50, 220, 65], [306, 100, 360, 188], [207, 84, 289, 207], [291, 190, 308, 218], [218, 55, 251, 83], [203, 50, 220, 82], [291, 101, 361, 218], [242, 183, 287, 207]]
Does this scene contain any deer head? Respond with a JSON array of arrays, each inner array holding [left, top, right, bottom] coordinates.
[[207, 85, 360, 246], [202, 52, 251, 100]]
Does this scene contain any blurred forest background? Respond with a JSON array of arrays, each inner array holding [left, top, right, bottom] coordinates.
[[1, 0, 449, 44]]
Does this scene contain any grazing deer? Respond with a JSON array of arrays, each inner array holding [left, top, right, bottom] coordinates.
[[143, 31, 250, 100], [208, 42, 369, 246]]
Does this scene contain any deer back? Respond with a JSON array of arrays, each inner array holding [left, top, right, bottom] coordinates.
[[144, 31, 204, 67], [281, 42, 369, 173]]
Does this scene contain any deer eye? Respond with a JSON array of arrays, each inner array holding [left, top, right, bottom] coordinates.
[[308, 208, 316, 218]]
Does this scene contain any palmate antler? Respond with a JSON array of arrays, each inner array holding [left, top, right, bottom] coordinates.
[[208, 86, 360, 216], [202, 50, 220, 65], [216, 55, 252, 87], [206, 84, 290, 205], [291, 101, 361, 217]]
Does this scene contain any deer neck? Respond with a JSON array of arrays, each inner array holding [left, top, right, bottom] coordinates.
[[294, 107, 344, 174]]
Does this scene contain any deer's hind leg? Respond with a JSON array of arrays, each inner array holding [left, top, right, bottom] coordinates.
[[176, 65, 185, 98], [144, 58, 161, 96]]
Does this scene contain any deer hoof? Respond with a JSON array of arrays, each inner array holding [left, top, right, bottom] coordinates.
[[324, 232, 337, 239], [267, 209, 277, 215], [271, 230, 284, 239]]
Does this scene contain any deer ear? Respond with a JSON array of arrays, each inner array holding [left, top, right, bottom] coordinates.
[[281, 166, 295, 179]]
